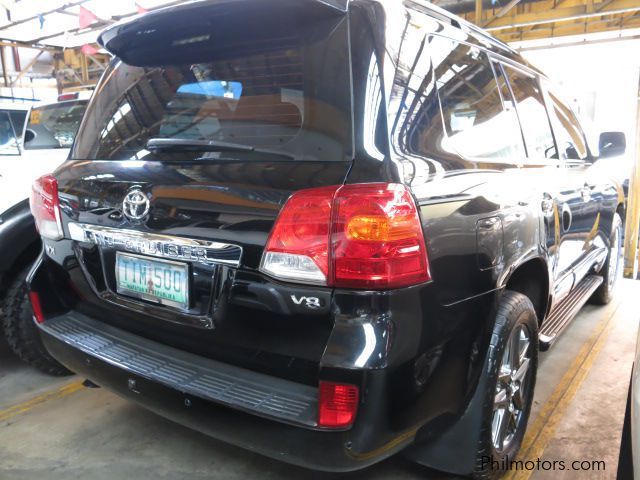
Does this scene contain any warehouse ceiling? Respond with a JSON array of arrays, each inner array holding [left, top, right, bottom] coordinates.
[[432, 0, 640, 43], [0, 0, 635, 48], [0, 0, 183, 49]]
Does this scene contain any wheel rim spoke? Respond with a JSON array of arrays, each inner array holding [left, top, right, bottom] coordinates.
[[513, 357, 530, 383], [491, 322, 532, 452], [492, 408, 507, 449], [494, 388, 510, 409]]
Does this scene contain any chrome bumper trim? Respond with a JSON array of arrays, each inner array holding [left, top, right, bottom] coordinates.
[[68, 222, 242, 267]]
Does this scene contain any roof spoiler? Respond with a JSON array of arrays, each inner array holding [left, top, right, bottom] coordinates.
[[98, 0, 348, 64]]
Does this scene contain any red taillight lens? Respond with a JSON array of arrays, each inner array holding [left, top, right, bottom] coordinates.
[[260, 183, 430, 289], [260, 186, 338, 285], [29, 292, 45, 324], [318, 381, 359, 428], [30, 175, 63, 240], [332, 183, 430, 289]]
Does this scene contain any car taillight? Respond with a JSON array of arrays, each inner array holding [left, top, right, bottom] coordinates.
[[29, 292, 45, 323], [260, 183, 430, 289], [260, 186, 338, 285], [30, 175, 63, 240], [318, 381, 359, 428]]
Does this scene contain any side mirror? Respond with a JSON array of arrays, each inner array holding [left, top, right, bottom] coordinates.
[[599, 131, 626, 158], [24, 129, 36, 144]]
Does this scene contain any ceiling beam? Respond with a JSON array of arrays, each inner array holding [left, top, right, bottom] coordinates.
[[483, 0, 523, 27], [493, 13, 640, 41], [0, 39, 59, 51], [10, 49, 44, 86], [483, 0, 640, 30]]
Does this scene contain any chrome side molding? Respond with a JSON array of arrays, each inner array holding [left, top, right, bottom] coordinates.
[[68, 222, 242, 267]]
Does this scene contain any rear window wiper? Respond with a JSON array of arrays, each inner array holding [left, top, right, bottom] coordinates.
[[145, 138, 298, 161], [146, 138, 254, 152]]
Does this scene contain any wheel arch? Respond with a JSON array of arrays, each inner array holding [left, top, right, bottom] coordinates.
[[0, 199, 42, 297], [502, 256, 551, 324]]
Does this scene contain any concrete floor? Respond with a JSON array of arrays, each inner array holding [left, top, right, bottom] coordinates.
[[1, 280, 638, 480]]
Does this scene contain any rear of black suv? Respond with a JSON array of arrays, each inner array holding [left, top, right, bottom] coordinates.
[[28, 0, 520, 476]]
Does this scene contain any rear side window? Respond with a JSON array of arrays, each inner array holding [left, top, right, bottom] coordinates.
[[8, 110, 27, 135], [72, 18, 352, 163], [25, 100, 88, 150], [431, 37, 525, 161], [0, 109, 23, 156], [503, 66, 555, 160], [546, 91, 588, 160]]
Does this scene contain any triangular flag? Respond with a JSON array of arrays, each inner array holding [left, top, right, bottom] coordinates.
[[79, 6, 98, 28], [135, 2, 148, 14], [81, 44, 99, 56]]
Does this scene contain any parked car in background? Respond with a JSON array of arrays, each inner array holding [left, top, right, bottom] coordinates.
[[0, 101, 29, 180], [0, 91, 90, 375], [27, 0, 625, 478]]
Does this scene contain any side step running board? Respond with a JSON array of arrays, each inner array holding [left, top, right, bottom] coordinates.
[[539, 275, 603, 351]]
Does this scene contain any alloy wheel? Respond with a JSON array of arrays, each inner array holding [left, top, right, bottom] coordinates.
[[491, 324, 532, 452]]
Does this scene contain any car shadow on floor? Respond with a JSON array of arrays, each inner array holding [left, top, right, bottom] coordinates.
[[89, 398, 460, 480]]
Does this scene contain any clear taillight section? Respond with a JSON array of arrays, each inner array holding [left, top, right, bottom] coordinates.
[[30, 175, 63, 241], [260, 183, 430, 290]]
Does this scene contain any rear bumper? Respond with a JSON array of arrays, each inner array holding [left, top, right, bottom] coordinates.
[[38, 312, 411, 472]]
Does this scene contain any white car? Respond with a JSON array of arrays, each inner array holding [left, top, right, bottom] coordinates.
[[0, 92, 90, 375], [0, 92, 91, 215], [0, 101, 29, 186]]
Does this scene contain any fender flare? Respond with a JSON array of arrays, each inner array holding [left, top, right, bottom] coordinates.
[[0, 199, 40, 275]]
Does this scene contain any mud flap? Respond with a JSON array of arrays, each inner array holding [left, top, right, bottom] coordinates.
[[402, 354, 491, 476]]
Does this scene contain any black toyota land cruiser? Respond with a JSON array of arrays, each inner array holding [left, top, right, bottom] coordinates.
[[27, 0, 626, 477]]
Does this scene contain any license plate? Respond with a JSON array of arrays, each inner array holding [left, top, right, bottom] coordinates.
[[116, 252, 189, 310]]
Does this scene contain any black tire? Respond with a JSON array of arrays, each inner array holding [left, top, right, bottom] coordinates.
[[591, 212, 623, 305], [473, 291, 539, 479], [2, 266, 72, 376]]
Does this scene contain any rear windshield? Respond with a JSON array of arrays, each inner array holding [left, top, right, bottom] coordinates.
[[25, 100, 88, 150], [71, 17, 352, 163]]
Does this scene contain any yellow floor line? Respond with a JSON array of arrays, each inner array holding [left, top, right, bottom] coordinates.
[[504, 302, 621, 480], [0, 380, 84, 423]]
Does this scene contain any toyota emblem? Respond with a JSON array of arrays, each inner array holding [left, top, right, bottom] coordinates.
[[122, 189, 150, 221]]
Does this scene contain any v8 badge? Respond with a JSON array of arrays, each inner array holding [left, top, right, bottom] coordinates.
[[290, 295, 322, 309]]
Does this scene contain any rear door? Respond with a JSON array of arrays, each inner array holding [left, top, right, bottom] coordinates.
[[56, 4, 353, 383], [501, 65, 590, 297]]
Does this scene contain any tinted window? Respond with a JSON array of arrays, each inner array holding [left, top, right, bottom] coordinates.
[[8, 110, 27, 135], [503, 66, 555, 160], [0, 110, 20, 156], [432, 38, 525, 161], [547, 91, 588, 160], [72, 18, 352, 162], [25, 100, 88, 150]]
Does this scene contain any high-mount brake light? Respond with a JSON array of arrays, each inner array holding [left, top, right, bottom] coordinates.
[[30, 175, 64, 240], [57, 92, 79, 101], [260, 183, 430, 290]]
